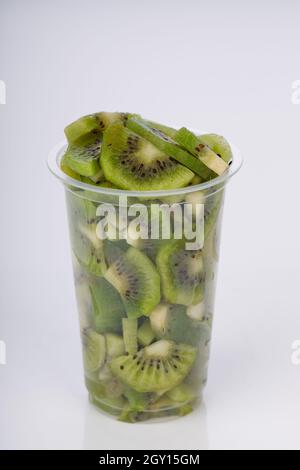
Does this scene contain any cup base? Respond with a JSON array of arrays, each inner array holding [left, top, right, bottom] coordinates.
[[88, 392, 203, 424]]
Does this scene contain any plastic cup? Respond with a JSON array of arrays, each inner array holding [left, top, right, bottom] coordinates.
[[48, 138, 242, 423]]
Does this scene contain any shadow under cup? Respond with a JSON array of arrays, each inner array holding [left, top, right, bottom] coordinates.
[[48, 141, 242, 423]]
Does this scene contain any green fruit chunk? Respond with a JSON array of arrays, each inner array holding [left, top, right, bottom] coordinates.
[[110, 340, 197, 393], [90, 278, 126, 334], [122, 318, 138, 354], [104, 247, 161, 318], [82, 328, 106, 373], [101, 121, 194, 190], [126, 118, 213, 179], [67, 194, 107, 277], [199, 133, 233, 164], [105, 334, 125, 358], [63, 138, 102, 177], [166, 384, 195, 403], [150, 304, 207, 346], [61, 155, 82, 180], [137, 319, 155, 346], [64, 112, 125, 144], [156, 240, 204, 306], [123, 387, 150, 412], [175, 128, 229, 177]]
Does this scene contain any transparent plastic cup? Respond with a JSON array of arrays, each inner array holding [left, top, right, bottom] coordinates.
[[48, 138, 242, 423]]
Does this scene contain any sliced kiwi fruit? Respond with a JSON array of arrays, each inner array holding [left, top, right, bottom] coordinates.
[[126, 118, 214, 179], [166, 383, 195, 403], [105, 334, 125, 358], [122, 318, 138, 355], [64, 112, 126, 144], [146, 120, 177, 139], [123, 387, 150, 412], [156, 240, 204, 306], [150, 303, 205, 346], [175, 128, 229, 177], [63, 133, 102, 177], [101, 121, 194, 190], [137, 319, 155, 346], [103, 239, 129, 265], [198, 133, 233, 164], [61, 155, 82, 180], [110, 339, 197, 393], [104, 247, 161, 318], [67, 194, 107, 277], [82, 328, 106, 373], [90, 278, 126, 334]]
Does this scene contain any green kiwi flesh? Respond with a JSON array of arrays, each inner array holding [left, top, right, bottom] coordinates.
[[110, 340, 197, 392], [156, 240, 204, 306], [104, 247, 161, 318], [82, 328, 106, 373], [64, 112, 125, 144], [175, 128, 229, 176], [126, 118, 215, 179], [90, 279, 126, 334], [101, 121, 194, 190], [199, 133, 233, 164]]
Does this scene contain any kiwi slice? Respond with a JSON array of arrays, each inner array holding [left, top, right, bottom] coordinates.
[[101, 121, 194, 190], [126, 118, 213, 179], [61, 155, 82, 180], [67, 194, 107, 277], [166, 383, 195, 403], [198, 133, 233, 164], [150, 303, 205, 346], [82, 328, 106, 373], [90, 279, 126, 334], [156, 240, 204, 306], [138, 319, 155, 346], [104, 247, 161, 318], [64, 112, 125, 144], [110, 340, 197, 393], [175, 128, 229, 177], [63, 137, 102, 177], [122, 318, 138, 354], [105, 334, 125, 358]]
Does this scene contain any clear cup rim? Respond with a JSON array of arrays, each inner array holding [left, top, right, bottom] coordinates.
[[47, 133, 243, 198]]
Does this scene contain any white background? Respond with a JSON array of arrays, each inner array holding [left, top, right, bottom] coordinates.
[[0, 0, 300, 450]]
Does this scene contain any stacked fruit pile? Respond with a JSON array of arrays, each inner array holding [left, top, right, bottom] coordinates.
[[61, 112, 232, 422]]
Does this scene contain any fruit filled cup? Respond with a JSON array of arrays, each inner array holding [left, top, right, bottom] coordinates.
[[48, 112, 242, 423]]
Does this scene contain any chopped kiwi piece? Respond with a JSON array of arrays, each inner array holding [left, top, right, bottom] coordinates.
[[126, 118, 214, 179], [166, 383, 195, 403], [90, 279, 126, 334], [61, 155, 82, 180], [122, 318, 138, 354], [104, 247, 161, 318], [82, 329, 106, 373], [103, 239, 129, 265], [110, 340, 197, 393], [101, 121, 194, 190], [146, 120, 177, 139], [123, 387, 150, 412], [150, 303, 205, 346], [156, 240, 204, 306], [67, 194, 107, 277], [175, 128, 229, 177], [105, 334, 125, 358], [64, 112, 125, 144], [138, 319, 156, 346], [198, 133, 233, 164], [63, 137, 102, 177]]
